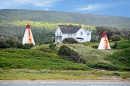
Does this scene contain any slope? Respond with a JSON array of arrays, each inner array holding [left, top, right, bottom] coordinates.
[[0, 9, 130, 29]]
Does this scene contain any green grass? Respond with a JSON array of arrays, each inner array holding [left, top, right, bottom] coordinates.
[[0, 42, 130, 80], [0, 69, 129, 80], [0, 48, 89, 70], [62, 44, 114, 65]]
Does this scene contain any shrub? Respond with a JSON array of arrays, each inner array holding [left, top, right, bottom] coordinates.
[[90, 38, 99, 42], [116, 40, 130, 49], [0, 34, 20, 48], [21, 44, 33, 49], [87, 62, 118, 70], [62, 38, 78, 44], [49, 43, 56, 49], [0, 40, 6, 48], [58, 45, 86, 63], [106, 47, 130, 70], [58, 45, 72, 56], [111, 35, 122, 41]]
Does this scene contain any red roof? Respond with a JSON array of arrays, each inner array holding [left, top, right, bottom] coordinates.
[[102, 32, 107, 37], [26, 24, 31, 28]]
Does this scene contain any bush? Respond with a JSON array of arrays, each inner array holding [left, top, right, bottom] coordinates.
[[0, 34, 21, 48], [62, 38, 78, 44], [87, 62, 118, 70], [58, 45, 72, 56], [21, 44, 33, 49], [105, 47, 130, 70], [58, 45, 86, 63], [90, 38, 99, 42], [0, 40, 6, 48], [111, 35, 122, 41], [49, 43, 56, 49], [116, 40, 130, 49]]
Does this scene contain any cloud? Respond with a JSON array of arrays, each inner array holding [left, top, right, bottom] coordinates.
[[76, 2, 125, 11], [33, 0, 61, 7], [77, 4, 105, 11], [44, 8, 49, 11], [0, 0, 61, 9]]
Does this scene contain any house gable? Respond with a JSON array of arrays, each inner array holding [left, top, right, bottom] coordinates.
[[55, 26, 62, 36], [59, 25, 80, 34]]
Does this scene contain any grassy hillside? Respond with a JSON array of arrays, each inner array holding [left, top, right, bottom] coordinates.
[[0, 48, 88, 70], [0, 9, 130, 80], [0, 41, 130, 71], [0, 42, 130, 80]]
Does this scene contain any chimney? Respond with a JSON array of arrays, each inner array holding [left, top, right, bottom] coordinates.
[[79, 24, 81, 28], [70, 24, 72, 27]]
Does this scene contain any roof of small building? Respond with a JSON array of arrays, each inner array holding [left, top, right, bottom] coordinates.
[[58, 25, 81, 33]]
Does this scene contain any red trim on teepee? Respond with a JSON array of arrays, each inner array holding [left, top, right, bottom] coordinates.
[[102, 32, 107, 38], [26, 24, 32, 44], [104, 37, 108, 49]]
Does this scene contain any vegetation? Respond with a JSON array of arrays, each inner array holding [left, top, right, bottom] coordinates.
[[0, 69, 130, 80], [62, 38, 78, 44], [106, 49, 130, 71], [0, 9, 130, 44], [49, 43, 56, 49], [112, 40, 130, 49], [0, 20, 94, 44], [0, 46, 89, 70], [0, 40, 130, 80], [0, 9, 130, 80], [93, 26, 130, 40], [1, 9, 130, 29], [58, 45, 85, 63], [111, 35, 122, 41]]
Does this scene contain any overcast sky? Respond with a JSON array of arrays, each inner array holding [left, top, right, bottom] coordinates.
[[0, 0, 130, 17]]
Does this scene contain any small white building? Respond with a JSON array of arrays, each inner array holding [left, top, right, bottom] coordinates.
[[52, 25, 91, 43], [22, 24, 35, 45], [98, 32, 111, 50]]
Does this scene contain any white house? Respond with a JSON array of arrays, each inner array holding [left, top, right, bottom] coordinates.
[[52, 25, 91, 43]]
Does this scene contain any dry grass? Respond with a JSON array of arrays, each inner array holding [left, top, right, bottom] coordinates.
[[0, 69, 129, 80]]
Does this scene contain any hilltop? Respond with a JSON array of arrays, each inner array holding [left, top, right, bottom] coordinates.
[[1, 9, 130, 29]]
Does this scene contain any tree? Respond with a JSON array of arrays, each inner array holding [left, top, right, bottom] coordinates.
[[111, 35, 122, 41]]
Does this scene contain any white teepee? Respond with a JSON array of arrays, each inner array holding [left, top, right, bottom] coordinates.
[[98, 32, 111, 50], [22, 24, 35, 45]]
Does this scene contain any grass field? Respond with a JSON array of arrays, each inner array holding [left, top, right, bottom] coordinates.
[[0, 69, 129, 80], [0, 42, 130, 80]]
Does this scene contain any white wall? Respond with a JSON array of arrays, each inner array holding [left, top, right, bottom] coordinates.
[[54, 27, 62, 43], [55, 27, 62, 36], [75, 28, 91, 42], [54, 27, 91, 43], [84, 29, 91, 42]]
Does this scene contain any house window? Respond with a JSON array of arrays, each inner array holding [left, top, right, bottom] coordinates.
[[81, 32, 83, 35]]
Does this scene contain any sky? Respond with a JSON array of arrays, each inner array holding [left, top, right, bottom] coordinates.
[[0, 0, 130, 18]]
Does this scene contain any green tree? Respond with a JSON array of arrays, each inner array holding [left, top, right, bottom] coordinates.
[[111, 35, 122, 41]]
